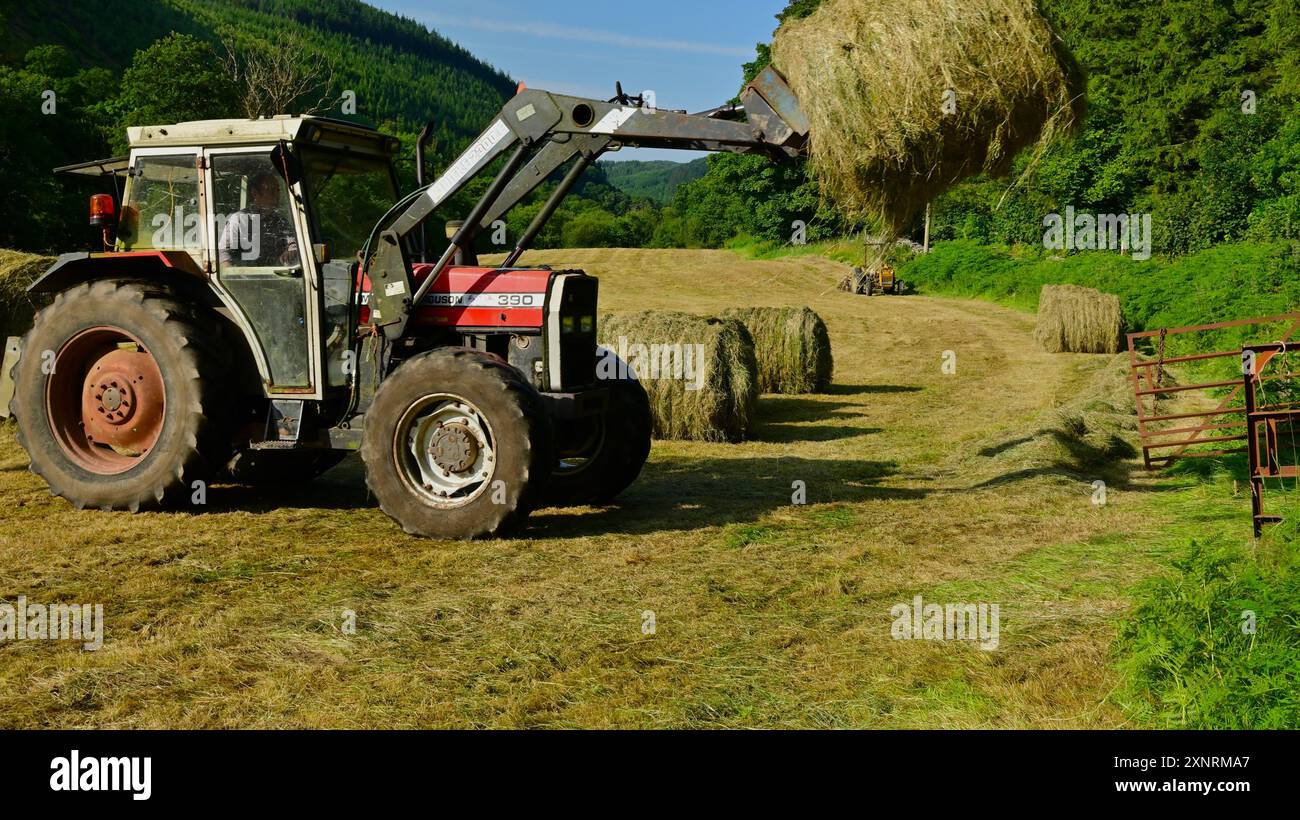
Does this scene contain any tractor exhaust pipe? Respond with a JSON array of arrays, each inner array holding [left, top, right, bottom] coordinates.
[[415, 121, 436, 263]]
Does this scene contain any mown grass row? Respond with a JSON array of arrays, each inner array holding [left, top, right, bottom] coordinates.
[[896, 239, 1300, 728]]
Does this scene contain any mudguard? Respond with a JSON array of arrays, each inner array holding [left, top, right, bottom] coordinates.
[[26, 251, 206, 295]]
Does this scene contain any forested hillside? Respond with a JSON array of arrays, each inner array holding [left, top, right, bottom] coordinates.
[[0, 0, 517, 252], [599, 158, 708, 204], [3, 0, 515, 139], [5, 0, 1300, 257]]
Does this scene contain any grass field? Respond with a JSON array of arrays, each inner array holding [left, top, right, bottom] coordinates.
[[0, 248, 1271, 728]]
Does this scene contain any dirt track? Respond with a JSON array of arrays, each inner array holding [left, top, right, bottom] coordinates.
[[0, 248, 1171, 727]]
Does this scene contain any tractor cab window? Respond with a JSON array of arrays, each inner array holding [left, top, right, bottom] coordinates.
[[118, 154, 203, 255], [210, 151, 310, 390], [301, 149, 398, 261], [301, 149, 399, 389], [213, 157, 300, 269]]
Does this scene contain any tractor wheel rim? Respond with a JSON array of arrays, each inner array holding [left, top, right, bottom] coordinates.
[[394, 393, 496, 508], [554, 417, 605, 477], [46, 326, 166, 476]]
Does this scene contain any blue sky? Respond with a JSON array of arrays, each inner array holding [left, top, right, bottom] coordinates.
[[375, 0, 789, 161]]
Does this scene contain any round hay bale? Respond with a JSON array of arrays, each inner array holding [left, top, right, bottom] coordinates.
[[1034, 284, 1123, 354], [722, 306, 833, 394], [771, 0, 1083, 233], [0, 250, 55, 341], [599, 311, 758, 442]]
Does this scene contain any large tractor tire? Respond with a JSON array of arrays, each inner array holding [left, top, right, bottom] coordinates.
[[361, 348, 554, 540], [9, 279, 230, 511], [542, 375, 652, 508], [224, 449, 348, 485]]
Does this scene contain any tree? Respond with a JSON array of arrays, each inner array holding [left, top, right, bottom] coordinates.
[[0, 43, 125, 252], [114, 33, 236, 144], [222, 32, 337, 119]]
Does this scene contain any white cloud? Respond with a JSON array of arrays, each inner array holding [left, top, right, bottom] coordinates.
[[419, 12, 753, 58]]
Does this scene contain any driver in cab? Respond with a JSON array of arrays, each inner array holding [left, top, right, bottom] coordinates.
[[218, 171, 299, 267]]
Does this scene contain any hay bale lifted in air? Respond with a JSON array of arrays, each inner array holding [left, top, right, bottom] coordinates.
[[600, 311, 759, 442], [0, 250, 54, 341], [1034, 284, 1123, 354], [771, 0, 1082, 233], [722, 307, 833, 394]]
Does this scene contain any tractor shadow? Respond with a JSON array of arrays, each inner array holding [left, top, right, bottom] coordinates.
[[528, 384, 922, 536], [205, 455, 373, 513], [527, 454, 923, 538], [202, 383, 927, 531], [200, 450, 920, 538]]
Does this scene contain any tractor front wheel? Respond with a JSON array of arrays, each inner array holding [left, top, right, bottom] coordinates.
[[361, 348, 553, 539], [10, 280, 230, 511], [542, 376, 651, 507]]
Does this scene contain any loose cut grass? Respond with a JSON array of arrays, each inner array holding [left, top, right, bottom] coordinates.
[[0, 250, 54, 341], [722, 306, 833, 394], [0, 247, 1193, 728], [1034, 284, 1124, 354], [772, 0, 1082, 233], [600, 311, 759, 442]]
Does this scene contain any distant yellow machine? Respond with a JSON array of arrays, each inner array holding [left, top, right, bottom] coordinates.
[[840, 262, 900, 296], [873, 264, 897, 294]]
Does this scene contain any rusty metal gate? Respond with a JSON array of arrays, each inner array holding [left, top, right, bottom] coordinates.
[[1128, 313, 1300, 536], [1128, 313, 1300, 469]]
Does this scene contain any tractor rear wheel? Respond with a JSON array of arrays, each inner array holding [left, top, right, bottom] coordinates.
[[542, 376, 651, 507], [361, 348, 553, 539], [9, 279, 230, 511]]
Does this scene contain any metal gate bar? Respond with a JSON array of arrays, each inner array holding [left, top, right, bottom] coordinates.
[[1242, 343, 1300, 536], [1128, 313, 1300, 469]]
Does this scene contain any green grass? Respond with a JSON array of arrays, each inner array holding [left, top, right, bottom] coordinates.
[[2, 247, 1187, 728], [900, 240, 1300, 380], [4, 243, 1295, 727], [725, 237, 1300, 728], [1115, 536, 1300, 728], [899, 240, 1300, 328], [724, 235, 868, 268], [1110, 462, 1300, 728]]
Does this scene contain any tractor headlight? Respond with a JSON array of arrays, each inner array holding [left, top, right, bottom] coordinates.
[[545, 273, 599, 391]]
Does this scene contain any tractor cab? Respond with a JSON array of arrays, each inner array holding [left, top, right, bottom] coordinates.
[[115, 116, 402, 399]]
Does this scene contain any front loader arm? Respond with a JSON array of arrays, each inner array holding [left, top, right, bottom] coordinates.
[[368, 66, 809, 339]]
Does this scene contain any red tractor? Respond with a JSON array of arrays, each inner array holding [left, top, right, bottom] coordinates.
[[5, 73, 808, 538]]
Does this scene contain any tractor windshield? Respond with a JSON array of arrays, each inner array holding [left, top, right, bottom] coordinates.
[[301, 149, 398, 261]]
